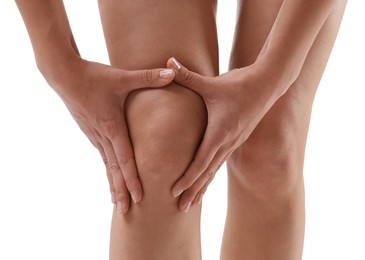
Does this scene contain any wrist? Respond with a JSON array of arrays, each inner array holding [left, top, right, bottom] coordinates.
[[251, 55, 295, 100]]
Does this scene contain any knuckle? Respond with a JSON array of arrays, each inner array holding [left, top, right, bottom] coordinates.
[[183, 70, 196, 83], [204, 170, 214, 179], [100, 120, 118, 139], [118, 155, 134, 167], [140, 70, 153, 86], [102, 158, 109, 167], [109, 163, 120, 173], [194, 156, 210, 171], [116, 190, 129, 201], [93, 129, 103, 140]]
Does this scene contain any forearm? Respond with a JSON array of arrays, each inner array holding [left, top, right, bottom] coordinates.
[[15, 0, 80, 85], [256, 0, 341, 96]]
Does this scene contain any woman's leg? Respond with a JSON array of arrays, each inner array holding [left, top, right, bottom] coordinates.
[[109, 83, 206, 260], [222, 1, 347, 259], [97, 1, 218, 259]]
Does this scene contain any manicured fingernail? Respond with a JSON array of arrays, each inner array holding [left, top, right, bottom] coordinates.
[[173, 188, 183, 198], [159, 69, 173, 79], [117, 201, 123, 215], [184, 202, 192, 213], [171, 57, 181, 71]]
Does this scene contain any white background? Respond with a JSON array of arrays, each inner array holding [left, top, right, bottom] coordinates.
[[0, 1, 364, 259]]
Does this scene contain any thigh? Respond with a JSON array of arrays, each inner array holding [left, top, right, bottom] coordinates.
[[98, 0, 218, 76], [227, 0, 348, 184]]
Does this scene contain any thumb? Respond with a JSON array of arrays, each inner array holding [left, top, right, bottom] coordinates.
[[124, 68, 175, 90], [167, 57, 208, 94]]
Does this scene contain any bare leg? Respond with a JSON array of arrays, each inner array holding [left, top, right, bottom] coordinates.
[[222, 1, 347, 259], [97, 1, 218, 259], [110, 83, 206, 260]]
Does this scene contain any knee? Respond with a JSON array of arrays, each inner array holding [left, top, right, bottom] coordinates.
[[230, 125, 304, 201], [125, 82, 207, 195]]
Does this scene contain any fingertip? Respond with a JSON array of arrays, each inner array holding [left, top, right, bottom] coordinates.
[[167, 57, 182, 71], [196, 193, 204, 205], [159, 69, 175, 80], [131, 190, 142, 203], [111, 191, 116, 204], [122, 201, 129, 214], [172, 186, 184, 198], [178, 200, 187, 213]]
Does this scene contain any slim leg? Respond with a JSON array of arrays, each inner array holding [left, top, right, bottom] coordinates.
[[222, 1, 347, 259], [109, 82, 207, 260]]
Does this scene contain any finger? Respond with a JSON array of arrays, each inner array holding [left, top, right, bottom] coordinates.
[[171, 128, 222, 198], [167, 57, 210, 96], [193, 148, 236, 205], [123, 68, 175, 89], [78, 125, 117, 203], [179, 172, 216, 211], [96, 143, 116, 204], [193, 175, 214, 205], [177, 147, 227, 211], [109, 119, 143, 204], [193, 163, 225, 205], [102, 138, 130, 215]]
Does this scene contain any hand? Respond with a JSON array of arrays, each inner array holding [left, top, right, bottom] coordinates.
[[51, 58, 174, 214], [167, 57, 279, 212]]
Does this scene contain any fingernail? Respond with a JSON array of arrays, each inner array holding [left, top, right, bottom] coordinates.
[[171, 57, 181, 71], [111, 192, 116, 203], [173, 188, 183, 198], [117, 201, 123, 215], [131, 192, 141, 203], [197, 193, 204, 205], [122, 201, 128, 214], [184, 202, 192, 213], [159, 69, 173, 79]]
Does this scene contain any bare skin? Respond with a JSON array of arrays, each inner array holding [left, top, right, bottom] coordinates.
[[98, 1, 217, 259], [15, 0, 178, 215], [223, 1, 348, 259], [166, 0, 347, 259], [15, 0, 347, 259]]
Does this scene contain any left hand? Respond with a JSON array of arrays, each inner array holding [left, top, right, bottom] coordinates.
[[167, 57, 279, 212]]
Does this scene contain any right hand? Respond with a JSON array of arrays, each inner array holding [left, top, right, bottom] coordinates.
[[51, 58, 175, 214]]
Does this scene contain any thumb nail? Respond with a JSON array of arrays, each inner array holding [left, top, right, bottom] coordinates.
[[171, 57, 181, 71]]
